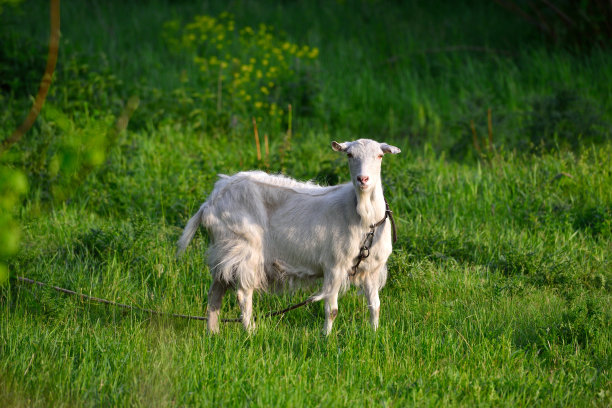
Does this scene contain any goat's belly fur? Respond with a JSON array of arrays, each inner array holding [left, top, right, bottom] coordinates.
[[264, 258, 323, 292]]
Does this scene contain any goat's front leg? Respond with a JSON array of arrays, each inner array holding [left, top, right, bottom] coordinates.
[[237, 287, 255, 332], [363, 277, 381, 331], [323, 275, 344, 336]]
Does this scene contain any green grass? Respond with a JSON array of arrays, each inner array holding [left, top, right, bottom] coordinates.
[[1, 0, 612, 406]]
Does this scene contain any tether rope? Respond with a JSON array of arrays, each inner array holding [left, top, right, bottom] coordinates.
[[15, 276, 315, 323]]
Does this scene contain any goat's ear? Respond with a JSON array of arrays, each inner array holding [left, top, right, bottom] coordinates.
[[331, 141, 349, 152], [380, 143, 401, 155]]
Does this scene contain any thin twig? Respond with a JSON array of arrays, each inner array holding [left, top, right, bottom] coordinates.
[[264, 133, 270, 168], [0, 0, 60, 155], [252, 117, 261, 161], [541, 0, 575, 27], [68, 96, 139, 194], [285, 104, 293, 153], [216, 71, 223, 113], [487, 108, 494, 152], [493, 0, 546, 32], [528, 1, 556, 40], [470, 120, 482, 155], [279, 104, 293, 171]]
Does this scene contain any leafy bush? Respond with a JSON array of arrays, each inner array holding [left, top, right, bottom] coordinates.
[[524, 89, 611, 151], [4, 102, 116, 204], [450, 89, 611, 159], [1, 49, 139, 204], [0, 166, 27, 284], [0, 30, 45, 100], [0, 0, 23, 15], [47, 54, 125, 118]]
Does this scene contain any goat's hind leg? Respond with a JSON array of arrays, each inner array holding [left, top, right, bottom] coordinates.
[[207, 278, 227, 334], [323, 273, 344, 336]]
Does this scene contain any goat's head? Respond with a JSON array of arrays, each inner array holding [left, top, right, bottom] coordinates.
[[331, 139, 400, 193]]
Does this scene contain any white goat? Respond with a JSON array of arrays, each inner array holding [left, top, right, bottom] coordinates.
[[178, 139, 400, 334]]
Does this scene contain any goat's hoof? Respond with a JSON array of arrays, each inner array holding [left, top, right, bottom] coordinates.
[[243, 322, 256, 333]]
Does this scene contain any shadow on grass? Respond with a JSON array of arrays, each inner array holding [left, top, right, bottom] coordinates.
[[400, 231, 610, 291], [509, 291, 611, 370]]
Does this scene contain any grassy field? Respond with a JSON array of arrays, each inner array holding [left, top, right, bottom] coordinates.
[[1, 0, 611, 406]]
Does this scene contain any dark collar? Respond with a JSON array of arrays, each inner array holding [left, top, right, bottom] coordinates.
[[351, 198, 397, 276]]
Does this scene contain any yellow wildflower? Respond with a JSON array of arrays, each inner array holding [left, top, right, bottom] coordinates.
[[308, 47, 319, 58]]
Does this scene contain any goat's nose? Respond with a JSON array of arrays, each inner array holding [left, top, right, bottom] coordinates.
[[357, 175, 369, 184]]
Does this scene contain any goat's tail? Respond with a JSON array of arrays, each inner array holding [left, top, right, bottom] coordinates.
[[177, 204, 206, 255]]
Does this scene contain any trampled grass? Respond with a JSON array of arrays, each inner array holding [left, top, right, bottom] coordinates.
[[1, 0, 611, 406]]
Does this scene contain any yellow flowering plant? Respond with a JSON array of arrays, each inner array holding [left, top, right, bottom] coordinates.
[[163, 12, 319, 133]]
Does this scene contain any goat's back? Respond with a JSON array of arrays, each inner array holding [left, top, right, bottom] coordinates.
[[200, 172, 359, 286]]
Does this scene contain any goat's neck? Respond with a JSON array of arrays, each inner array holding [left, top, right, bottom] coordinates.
[[355, 182, 386, 228]]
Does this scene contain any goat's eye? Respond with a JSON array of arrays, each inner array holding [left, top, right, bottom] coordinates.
[[347, 153, 353, 158], [377, 154, 383, 159]]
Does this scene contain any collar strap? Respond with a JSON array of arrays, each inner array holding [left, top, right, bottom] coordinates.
[[370, 199, 397, 244], [351, 198, 397, 276]]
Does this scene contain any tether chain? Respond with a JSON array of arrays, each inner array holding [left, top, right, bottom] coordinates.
[[350, 199, 397, 276]]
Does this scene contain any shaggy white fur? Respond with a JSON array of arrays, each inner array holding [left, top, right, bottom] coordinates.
[[178, 139, 401, 334]]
